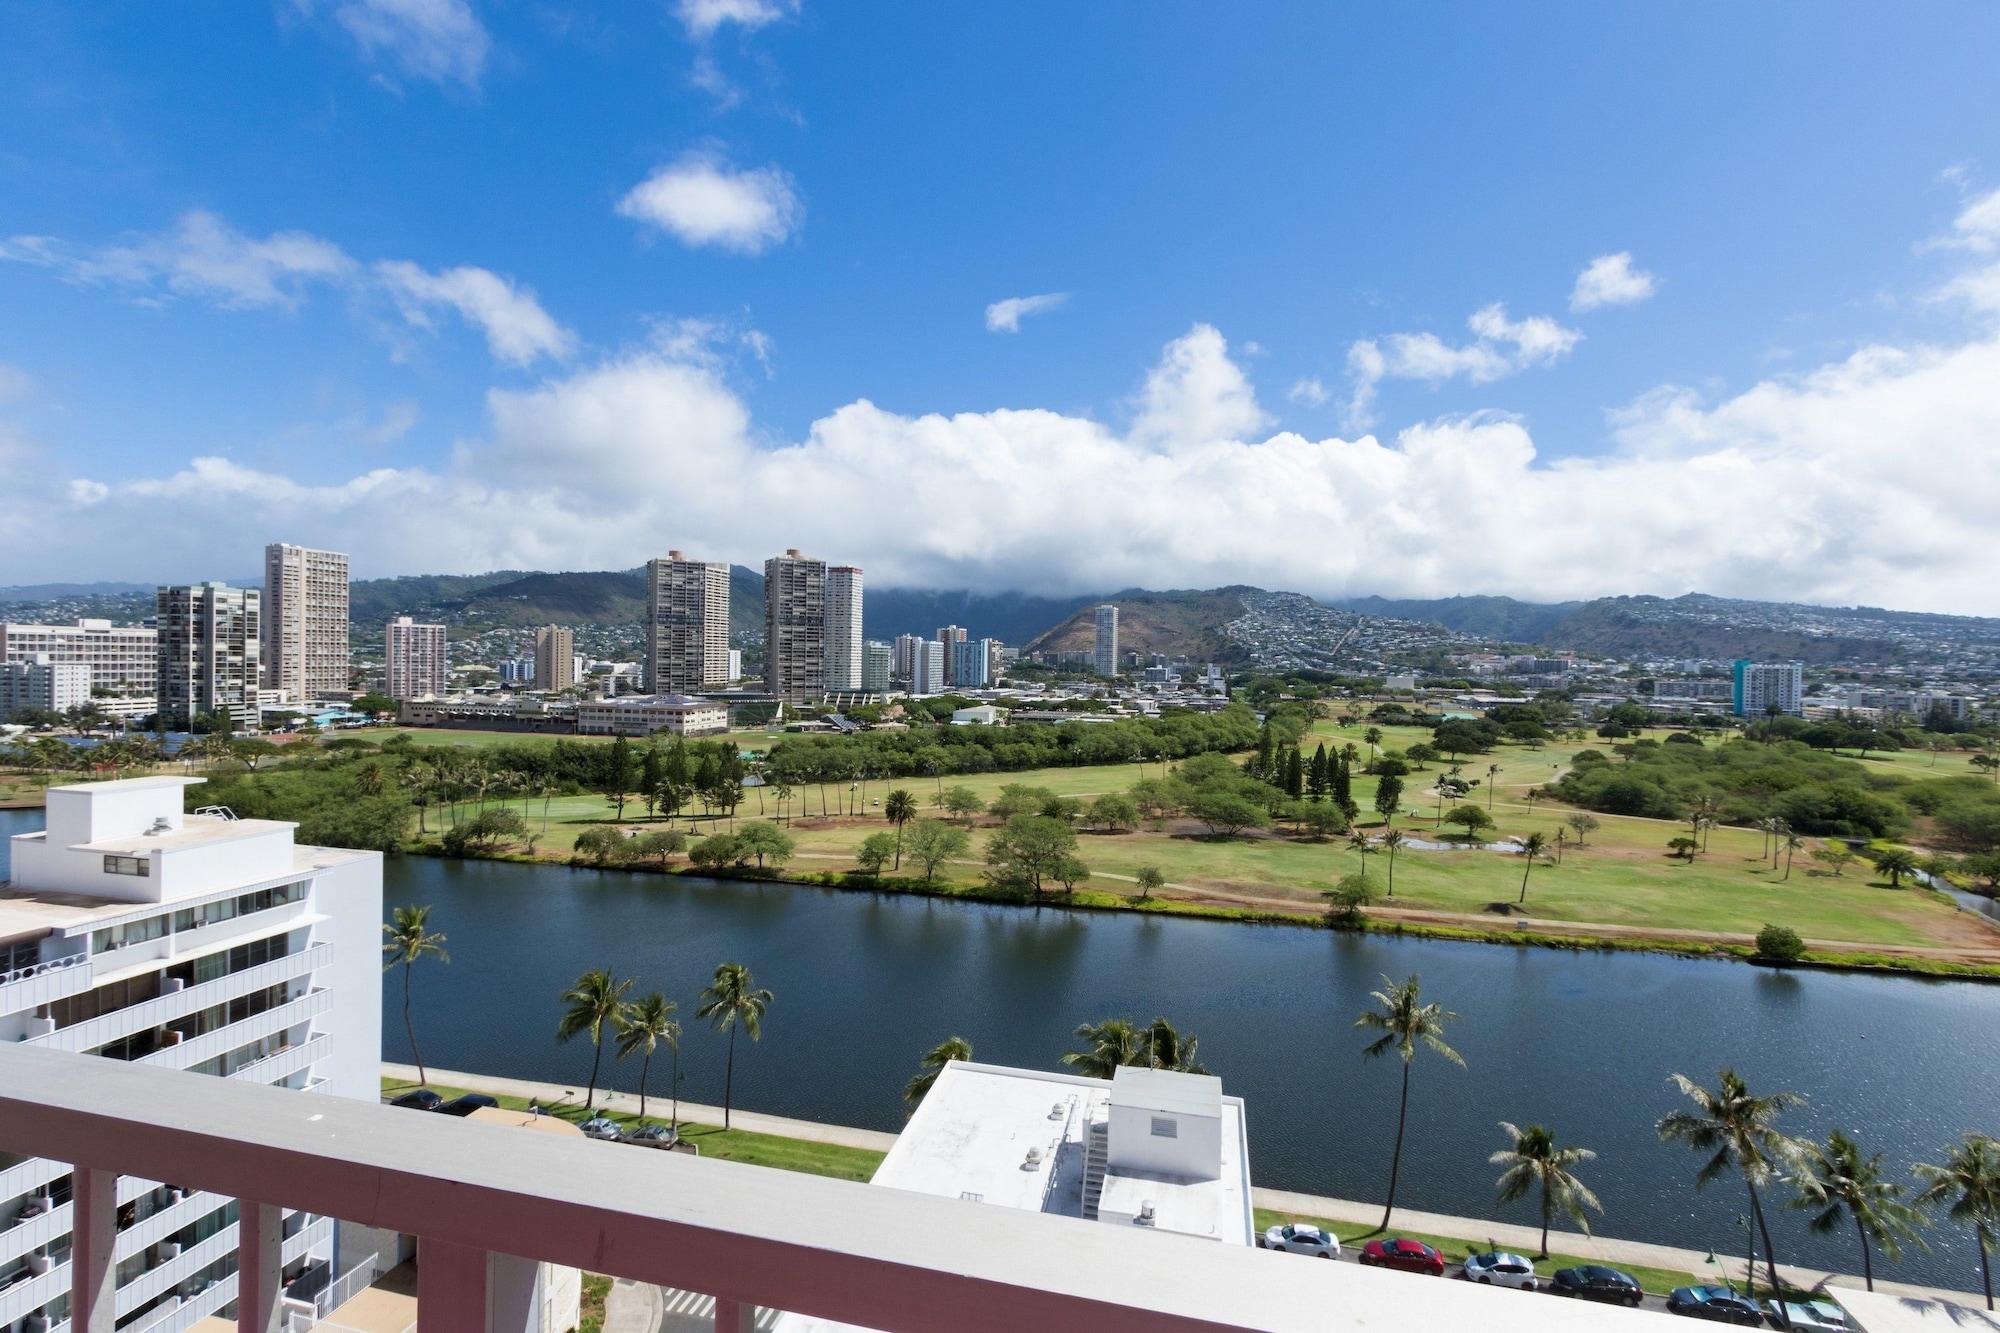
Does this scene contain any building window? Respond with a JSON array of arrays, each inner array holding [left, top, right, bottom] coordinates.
[[103, 854, 149, 877], [1150, 1116, 1178, 1139]]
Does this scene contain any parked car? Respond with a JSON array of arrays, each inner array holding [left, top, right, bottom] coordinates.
[[1551, 1265, 1644, 1305], [624, 1123, 680, 1150], [1763, 1299, 1849, 1330], [1666, 1285, 1764, 1324], [434, 1094, 498, 1117], [1461, 1251, 1537, 1290], [1259, 1223, 1340, 1258], [1359, 1238, 1446, 1275], [389, 1089, 444, 1112], [579, 1116, 624, 1142]]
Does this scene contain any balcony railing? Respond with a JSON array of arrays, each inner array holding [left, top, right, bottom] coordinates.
[[136, 987, 330, 1072], [29, 944, 330, 1056], [0, 1042, 1692, 1333]]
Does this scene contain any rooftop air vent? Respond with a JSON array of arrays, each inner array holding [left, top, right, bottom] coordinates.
[[1137, 1201, 1156, 1226], [145, 817, 171, 836], [1048, 1102, 1065, 1120], [1021, 1146, 1044, 1171]]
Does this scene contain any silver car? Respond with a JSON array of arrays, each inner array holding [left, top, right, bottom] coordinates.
[[1462, 1251, 1538, 1291], [624, 1123, 680, 1150], [1259, 1222, 1341, 1258], [579, 1116, 623, 1142]]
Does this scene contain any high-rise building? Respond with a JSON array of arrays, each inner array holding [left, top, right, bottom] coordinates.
[[862, 640, 893, 693], [950, 637, 992, 689], [825, 566, 865, 692], [0, 618, 158, 698], [763, 550, 827, 704], [1732, 659, 1804, 718], [157, 582, 262, 730], [0, 654, 92, 721], [0, 776, 382, 1329], [1093, 605, 1120, 678], [534, 626, 576, 693], [384, 616, 449, 700], [644, 551, 732, 694], [986, 639, 1006, 683], [728, 648, 743, 682], [911, 639, 947, 695], [893, 633, 923, 680], [262, 543, 350, 702], [933, 625, 967, 684]]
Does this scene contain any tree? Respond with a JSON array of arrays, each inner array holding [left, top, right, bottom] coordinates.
[[1307, 743, 1331, 801], [1486, 762, 1502, 810], [1188, 791, 1268, 838], [736, 821, 795, 869], [573, 826, 629, 868], [1062, 1018, 1143, 1078], [1444, 804, 1495, 841], [1791, 1130, 1927, 1292], [382, 905, 448, 1086], [904, 1036, 973, 1107], [1492, 1122, 1602, 1258], [614, 993, 680, 1123], [697, 962, 773, 1129], [856, 831, 898, 875], [1782, 832, 1805, 881], [1754, 924, 1806, 964], [1373, 773, 1404, 826], [1297, 802, 1348, 839], [441, 807, 528, 856], [557, 968, 633, 1111], [1564, 812, 1600, 846], [1132, 865, 1165, 902], [1381, 829, 1406, 898], [884, 788, 919, 867], [688, 833, 743, 869], [1364, 726, 1383, 762], [630, 829, 686, 869], [1053, 855, 1091, 898], [1321, 872, 1371, 925], [603, 735, 637, 822], [1810, 845, 1858, 877], [1088, 793, 1139, 832], [1142, 1016, 1207, 1073], [940, 786, 984, 826], [905, 818, 971, 884], [1872, 848, 1920, 888], [1356, 974, 1465, 1229], [1516, 831, 1548, 904], [1657, 1069, 1808, 1295], [985, 815, 1080, 897], [1405, 742, 1439, 769], [1915, 1133, 2000, 1310]]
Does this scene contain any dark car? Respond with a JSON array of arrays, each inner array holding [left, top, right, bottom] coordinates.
[[1359, 1237, 1446, 1276], [1666, 1285, 1764, 1324], [1552, 1265, 1644, 1306], [435, 1093, 499, 1117], [389, 1089, 444, 1112]]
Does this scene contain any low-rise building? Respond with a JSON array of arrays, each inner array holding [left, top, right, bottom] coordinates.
[[575, 693, 730, 737], [950, 705, 1001, 726]]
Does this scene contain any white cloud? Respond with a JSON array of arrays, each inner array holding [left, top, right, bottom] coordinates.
[[984, 292, 1069, 333], [1933, 186, 2000, 254], [1571, 252, 1659, 311], [673, 0, 795, 39], [616, 153, 803, 254], [1926, 188, 2000, 314], [330, 0, 490, 89], [1287, 376, 1329, 407], [375, 261, 576, 364], [358, 401, 421, 446], [1127, 324, 1270, 449], [1342, 303, 1581, 428]]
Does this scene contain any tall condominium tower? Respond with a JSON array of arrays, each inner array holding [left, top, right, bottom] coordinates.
[[156, 582, 262, 730], [861, 640, 893, 693], [645, 551, 732, 694], [763, 549, 827, 704], [911, 640, 947, 695], [1093, 604, 1120, 677], [892, 633, 923, 680], [534, 626, 576, 692], [1731, 659, 1804, 718], [934, 625, 967, 684], [384, 616, 449, 700], [824, 566, 864, 692], [263, 543, 350, 701]]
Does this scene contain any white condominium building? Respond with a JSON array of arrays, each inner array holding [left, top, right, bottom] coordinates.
[[763, 550, 827, 705], [383, 616, 449, 700], [824, 566, 864, 692], [0, 776, 382, 1330], [155, 583, 262, 731], [861, 640, 893, 693], [262, 544, 351, 702], [911, 640, 946, 696], [1093, 604, 1120, 678], [644, 552, 732, 695], [0, 620, 157, 699], [1732, 659, 1804, 718], [0, 656, 92, 723]]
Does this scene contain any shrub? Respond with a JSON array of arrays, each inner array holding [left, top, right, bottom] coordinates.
[[1754, 924, 1806, 964]]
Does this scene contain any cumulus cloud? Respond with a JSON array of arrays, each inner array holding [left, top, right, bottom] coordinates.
[[1287, 376, 1329, 407], [329, 0, 490, 89], [674, 0, 795, 39], [1571, 251, 1659, 311], [1343, 303, 1581, 428], [1, 211, 570, 365], [984, 292, 1069, 333], [617, 153, 803, 254], [1928, 188, 2000, 314]]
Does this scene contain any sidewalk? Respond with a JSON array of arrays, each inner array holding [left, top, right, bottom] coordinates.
[[383, 1063, 1987, 1309]]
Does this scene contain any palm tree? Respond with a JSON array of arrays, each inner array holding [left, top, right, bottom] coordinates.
[[1486, 762, 1501, 809], [1872, 848, 1920, 888], [1552, 826, 1569, 865], [381, 906, 448, 1086], [1516, 831, 1548, 905], [557, 968, 633, 1111], [1382, 829, 1406, 898], [1782, 833, 1805, 881], [1348, 831, 1374, 881], [1356, 974, 1465, 1230], [614, 992, 680, 1123], [1492, 1122, 1602, 1258], [1364, 727, 1382, 763], [1061, 1018, 1143, 1078], [1791, 1130, 1927, 1291], [697, 962, 773, 1129], [1142, 1016, 1207, 1073], [1915, 1133, 2000, 1310], [884, 789, 918, 869], [1657, 1069, 1808, 1294], [904, 1036, 973, 1107]]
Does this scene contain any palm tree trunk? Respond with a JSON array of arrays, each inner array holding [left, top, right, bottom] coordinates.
[[1979, 1230, 1993, 1311], [1856, 1216, 1873, 1291], [671, 1043, 681, 1131], [403, 963, 427, 1085], [1379, 1061, 1411, 1230], [723, 1024, 737, 1129], [1518, 859, 1532, 904], [1540, 1188, 1552, 1259], [1387, 848, 1395, 898], [586, 1034, 603, 1110], [1746, 1177, 1782, 1296], [638, 1051, 652, 1121]]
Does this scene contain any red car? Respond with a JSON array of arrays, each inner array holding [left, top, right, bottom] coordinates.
[[1359, 1238, 1446, 1275]]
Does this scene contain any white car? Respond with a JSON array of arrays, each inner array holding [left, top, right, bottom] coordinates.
[[1462, 1251, 1538, 1290], [1259, 1223, 1341, 1258], [579, 1116, 623, 1142], [1764, 1300, 1848, 1331]]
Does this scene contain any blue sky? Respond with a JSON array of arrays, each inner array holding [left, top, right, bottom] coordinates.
[[5, 3, 2000, 612]]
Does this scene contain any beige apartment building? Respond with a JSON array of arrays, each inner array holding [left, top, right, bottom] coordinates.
[[384, 616, 449, 699], [645, 551, 731, 695], [0, 618, 158, 698], [263, 543, 351, 701], [533, 625, 575, 692], [763, 550, 826, 704]]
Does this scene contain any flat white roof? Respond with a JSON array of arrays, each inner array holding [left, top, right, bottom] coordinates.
[[1110, 1064, 1222, 1117], [46, 775, 205, 794], [74, 814, 297, 856], [1831, 1288, 2000, 1332]]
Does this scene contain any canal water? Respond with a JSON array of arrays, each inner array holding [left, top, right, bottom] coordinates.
[[4, 808, 1996, 1289]]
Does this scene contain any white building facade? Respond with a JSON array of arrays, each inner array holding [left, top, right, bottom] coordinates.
[[910, 640, 946, 696], [1093, 605, 1120, 677], [0, 657, 92, 723], [383, 616, 449, 700], [0, 621, 157, 701], [262, 544, 351, 703], [1732, 659, 1804, 718], [860, 641, 893, 693], [574, 694, 730, 737], [823, 567, 864, 693], [0, 776, 382, 1330]]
